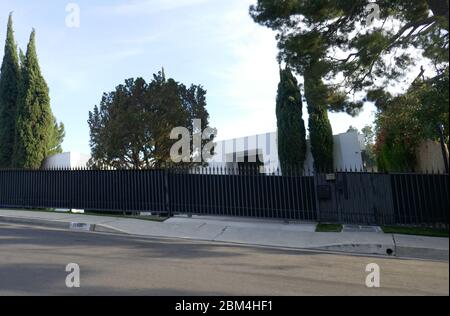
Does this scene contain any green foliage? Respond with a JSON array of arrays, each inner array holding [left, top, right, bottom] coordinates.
[[376, 137, 414, 172], [361, 126, 374, 145], [13, 30, 62, 169], [276, 68, 307, 172], [250, 0, 449, 172], [304, 67, 334, 171], [361, 125, 377, 169], [316, 223, 343, 233], [0, 19, 63, 169], [373, 70, 449, 171], [308, 111, 334, 172], [382, 226, 449, 238], [88, 70, 213, 169], [47, 120, 65, 157], [250, 0, 449, 105], [0, 14, 20, 168]]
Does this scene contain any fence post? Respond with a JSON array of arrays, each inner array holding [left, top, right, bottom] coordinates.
[[313, 171, 321, 222], [437, 123, 449, 174], [164, 168, 171, 217]]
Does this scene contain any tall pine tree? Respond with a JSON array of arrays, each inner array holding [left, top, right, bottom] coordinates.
[[13, 30, 56, 169], [276, 67, 306, 173], [0, 13, 20, 168]]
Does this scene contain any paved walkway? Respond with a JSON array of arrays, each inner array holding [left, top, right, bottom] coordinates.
[[0, 209, 448, 261]]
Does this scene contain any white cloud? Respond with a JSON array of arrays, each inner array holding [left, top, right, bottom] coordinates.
[[206, 1, 280, 140]]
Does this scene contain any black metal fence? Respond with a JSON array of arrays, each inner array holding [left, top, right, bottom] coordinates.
[[391, 173, 449, 226], [0, 167, 448, 227], [169, 169, 317, 221], [0, 169, 168, 213]]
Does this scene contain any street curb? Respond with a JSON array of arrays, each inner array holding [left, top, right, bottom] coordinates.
[[313, 243, 396, 257], [314, 243, 449, 261], [396, 246, 449, 261], [0, 216, 125, 235], [0, 215, 448, 261], [93, 223, 131, 235], [0, 216, 70, 230]]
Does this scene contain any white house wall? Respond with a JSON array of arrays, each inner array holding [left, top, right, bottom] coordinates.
[[208, 131, 363, 174], [42, 152, 90, 169]]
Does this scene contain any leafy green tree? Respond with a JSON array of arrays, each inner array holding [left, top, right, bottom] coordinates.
[[361, 125, 377, 170], [361, 125, 375, 145], [250, 0, 448, 108], [0, 14, 20, 168], [88, 70, 213, 169], [276, 67, 307, 173], [250, 0, 449, 171], [374, 70, 449, 171], [13, 30, 62, 168]]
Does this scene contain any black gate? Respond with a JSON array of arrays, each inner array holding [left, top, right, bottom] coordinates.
[[333, 172, 395, 225], [316, 171, 448, 227]]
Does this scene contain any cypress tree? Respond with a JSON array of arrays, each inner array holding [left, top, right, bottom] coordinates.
[[19, 48, 25, 69], [276, 67, 307, 173], [13, 30, 55, 169], [304, 66, 334, 172], [0, 13, 20, 168], [47, 119, 65, 157]]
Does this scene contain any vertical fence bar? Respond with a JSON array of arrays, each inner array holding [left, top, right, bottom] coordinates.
[[164, 169, 170, 217]]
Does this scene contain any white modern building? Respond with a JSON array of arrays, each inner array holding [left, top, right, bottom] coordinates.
[[41, 132, 364, 173], [42, 152, 90, 169], [207, 131, 364, 174]]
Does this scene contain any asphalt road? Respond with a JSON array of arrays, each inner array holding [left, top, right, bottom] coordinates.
[[0, 222, 448, 296]]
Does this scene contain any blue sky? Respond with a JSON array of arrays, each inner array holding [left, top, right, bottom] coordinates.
[[0, 0, 376, 155]]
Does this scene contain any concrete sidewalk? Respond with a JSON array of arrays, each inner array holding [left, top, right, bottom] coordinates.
[[0, 209, 448, 261]]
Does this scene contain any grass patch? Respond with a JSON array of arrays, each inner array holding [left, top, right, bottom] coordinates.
[[382, 226, 449, 238], [316, 223, 343, 233]]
